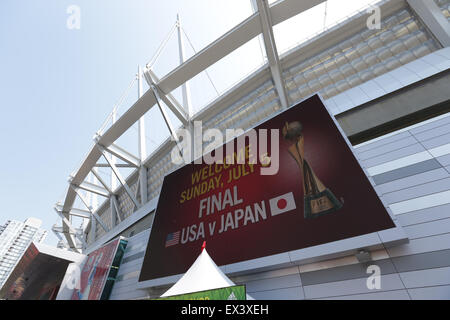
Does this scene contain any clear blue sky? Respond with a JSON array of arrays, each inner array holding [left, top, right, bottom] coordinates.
[[0, 0, 376, 246]]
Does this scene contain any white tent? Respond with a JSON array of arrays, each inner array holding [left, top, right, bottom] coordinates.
[[161, 247, 235, 298]]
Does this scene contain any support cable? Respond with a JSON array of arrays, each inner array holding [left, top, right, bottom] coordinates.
[[181, 27, 220, 96], [98, 76, 137, 134], [146, 22, 178, 68]]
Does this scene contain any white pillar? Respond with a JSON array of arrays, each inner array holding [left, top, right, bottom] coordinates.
[[87, 170, 98, 244], [176, 14, 193, 116], [90, 172, 98, 210], [177, 14, 197, 163], [250, 0, 267, 61], [138, 66, 147, 160], [111, 109, 117, 191], [254, 0, 289, 109], [138, 66, 148, 204], [407, 0, 450, 47]]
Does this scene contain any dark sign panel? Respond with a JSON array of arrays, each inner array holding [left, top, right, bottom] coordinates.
[[139, 95, 395, 282], [0, 243, 71, 300]]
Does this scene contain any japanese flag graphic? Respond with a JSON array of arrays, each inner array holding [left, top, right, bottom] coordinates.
[[269, 192, 297, 216]]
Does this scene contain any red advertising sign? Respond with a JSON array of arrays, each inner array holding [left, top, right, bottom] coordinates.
[[0, 243, 73, 300], [71, 238, 120, 300], [0, 243, 39, 300], [139, 95, 395, 282]]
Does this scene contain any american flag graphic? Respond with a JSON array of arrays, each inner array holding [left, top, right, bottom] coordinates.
[[165, 231, 180, 248]]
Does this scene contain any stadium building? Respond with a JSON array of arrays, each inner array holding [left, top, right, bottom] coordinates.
[[54, 0, 450, 299]]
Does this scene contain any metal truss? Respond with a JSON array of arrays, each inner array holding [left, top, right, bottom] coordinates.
[[70, 184, 109, 233], [97, 144, 140, 209], [143, 69, 189, 125]]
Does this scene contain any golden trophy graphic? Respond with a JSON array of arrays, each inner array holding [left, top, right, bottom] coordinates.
[[282, 121, 343, 219]]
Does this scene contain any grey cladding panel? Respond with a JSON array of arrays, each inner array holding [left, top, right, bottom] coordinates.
[[396, 203, 450, 226], [408, 285, 450, 300], [124, 242, 148, 255], [116, 259, 144, 275], [116, 270, 140, 282], [387, 233, 450, 257], [375, 168, 449, 195], [403, 218, 450, 239], [354, 132, 412, 154], [122, 251, 145, 264], [437, 154, 450, 166], [357, 136, 418, 160], [303, 274, 405, 299], [381, 177, 450, 204], [318, 290, 410, 300], [392, 249, 450, 272], [249, 287, 304, 300], [409, 115, 450, 135], [112, 277, 140, 290], [300, 259, 396, 286], [110, 289, 149, 300], [413, 123, 450, 141], [421, 132, 450, 149], [371, 159, 442, 185], [399, 266, 450, 288], [243, 274, 302, 293], [362, 143, 425, 168]]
